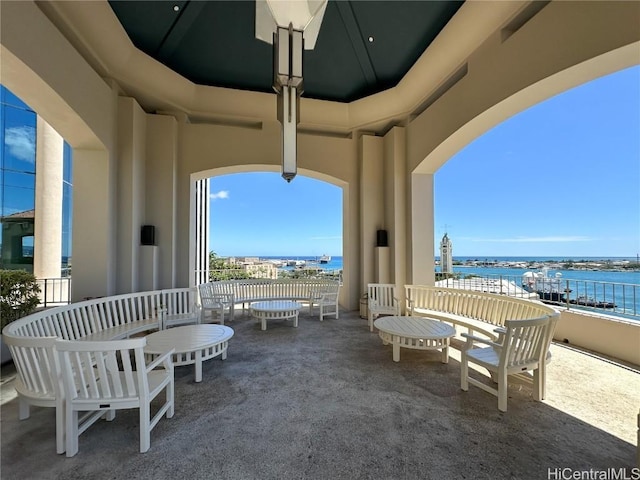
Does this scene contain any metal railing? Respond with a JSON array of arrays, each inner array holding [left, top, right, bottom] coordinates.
[[36, 277, 72, 307], [437, 273, 639, 319]]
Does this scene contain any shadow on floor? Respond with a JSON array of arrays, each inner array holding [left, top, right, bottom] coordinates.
[[1, 309, 637, 479]]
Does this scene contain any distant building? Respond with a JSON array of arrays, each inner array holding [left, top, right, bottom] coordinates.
[[243, 262, 277, 279], [440, 233, 453, 274]]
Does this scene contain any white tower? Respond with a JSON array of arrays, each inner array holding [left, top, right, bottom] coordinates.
[[440, 233, 453, 274]]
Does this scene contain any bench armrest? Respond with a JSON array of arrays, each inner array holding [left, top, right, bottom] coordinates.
[[406, 298, 415, 315], [146, 348, 175, 372], [202, 293, 233, 308], [461, 332, 502, 350]]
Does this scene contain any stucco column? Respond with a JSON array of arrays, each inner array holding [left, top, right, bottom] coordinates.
[[383, 127, 407, 304], [72, 148, 115, 301], [410, 172, 435, 285], [146, 113, 178, 289], [359, 134, 384, 291], [116, 97, 147, 294], [33, 115, 63, 279]]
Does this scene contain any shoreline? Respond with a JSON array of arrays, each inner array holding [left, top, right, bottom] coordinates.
[[444, 259, 639, 273]]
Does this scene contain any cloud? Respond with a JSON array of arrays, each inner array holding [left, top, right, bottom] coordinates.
[[5, 126, 36, 162], [210, 190, 229, 200], [460, 236, 592, 243]]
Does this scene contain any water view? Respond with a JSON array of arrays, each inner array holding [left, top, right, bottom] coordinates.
[[436, 256, 639, 320]]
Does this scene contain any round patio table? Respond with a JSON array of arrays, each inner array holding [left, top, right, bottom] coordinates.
[[145, 324, 234, 382], [374, 316, 455, 363], [249, 300, 302, 331]]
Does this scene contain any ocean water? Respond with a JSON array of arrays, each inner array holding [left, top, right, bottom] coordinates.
[[439, 256, 638, 263], [261, 256, 343, 272], [435, 258, 639, 319], [434, 256, 639, 285], [439, 266, 639, 286], [262, 255, 639, 317], [263, 255, 639, 284]]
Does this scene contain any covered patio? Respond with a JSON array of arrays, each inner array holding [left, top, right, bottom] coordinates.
[[1, 1, 639, 476], [1, 309, 637, 478], [2, 1, 639, 308]]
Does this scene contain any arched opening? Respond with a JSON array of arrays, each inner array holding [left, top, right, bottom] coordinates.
[[189, 167, 347, 305], [410, 45, 640, 285], [435, 65, 639, 260]]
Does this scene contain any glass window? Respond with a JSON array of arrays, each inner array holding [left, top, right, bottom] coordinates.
[[1, 86, 32, 110], [1, 85, 37, 274], [22, 235, 34, 257], [62, 142, 73, 272], [1, 171, 35, 217], [2, 107, 36, 173], [63, 142, 73, 183]]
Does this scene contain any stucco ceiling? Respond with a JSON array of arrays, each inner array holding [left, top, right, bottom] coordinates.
[[108, 0, 463, 103]]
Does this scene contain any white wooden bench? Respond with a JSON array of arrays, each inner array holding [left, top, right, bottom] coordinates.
[[405, 285, 560, 401], [404, 285, 558, 341], [200, 279, 341, 321], [1, 287, 200, 454]]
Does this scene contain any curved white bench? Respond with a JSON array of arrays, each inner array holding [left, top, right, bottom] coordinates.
[[1, 287, 200, 454], [404, 285, 558, 341], [404, 285, 560, 402], [199, 279, 341, 322]]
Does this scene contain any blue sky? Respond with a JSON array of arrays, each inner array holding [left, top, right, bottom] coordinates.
[[210, 66, 639, 258], [209, 173, 342, 257], [435, 65, 639, 257]]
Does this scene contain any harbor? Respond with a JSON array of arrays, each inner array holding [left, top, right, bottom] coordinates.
[[435, 257, 640, 320]]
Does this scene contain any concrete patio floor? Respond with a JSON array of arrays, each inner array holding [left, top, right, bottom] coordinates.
[[1, 308, 638, 479]]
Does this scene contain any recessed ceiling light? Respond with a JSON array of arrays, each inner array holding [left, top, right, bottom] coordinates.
[[368, 36, 374, 43], [173, 5, 180, 12]]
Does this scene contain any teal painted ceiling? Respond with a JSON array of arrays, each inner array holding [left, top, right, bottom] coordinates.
[[109, 0, 463, 103]]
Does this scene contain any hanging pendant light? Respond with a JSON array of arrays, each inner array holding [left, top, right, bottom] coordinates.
[[255, 0, 328, 182]]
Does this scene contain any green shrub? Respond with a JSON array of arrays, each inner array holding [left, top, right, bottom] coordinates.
[[0, 270, 41, 329], [209, 269, 251, 281], [435, 272, 460, 281]]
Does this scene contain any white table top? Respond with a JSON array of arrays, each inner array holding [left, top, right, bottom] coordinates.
[[374, 316, 456, 339], [145, 324, 234, 354], [250, 300, 302, 312]]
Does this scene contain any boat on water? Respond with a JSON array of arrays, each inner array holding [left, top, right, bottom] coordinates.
[[522, 268, 571, 303], [570, 296, 616, 309], [286, 259, 306, 267], [319, 254, 331, 264]]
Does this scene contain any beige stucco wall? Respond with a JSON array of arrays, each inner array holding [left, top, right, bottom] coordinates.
[[116, 97, 146, 293], [359, 134, 384, 294], [145, 114, 179, 289], [1, 0, 638, 308], [177, 119, 361, 308], [0, 1, 113, 151], [555, 310, 640, 367], [407, 1, 640, 175]]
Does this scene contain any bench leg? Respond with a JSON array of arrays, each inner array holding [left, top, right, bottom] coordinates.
[[441, 340, 450, 364], [18, 399, 30, 420], [392, 336, 400, 362], [194, 350, 203, 382]]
